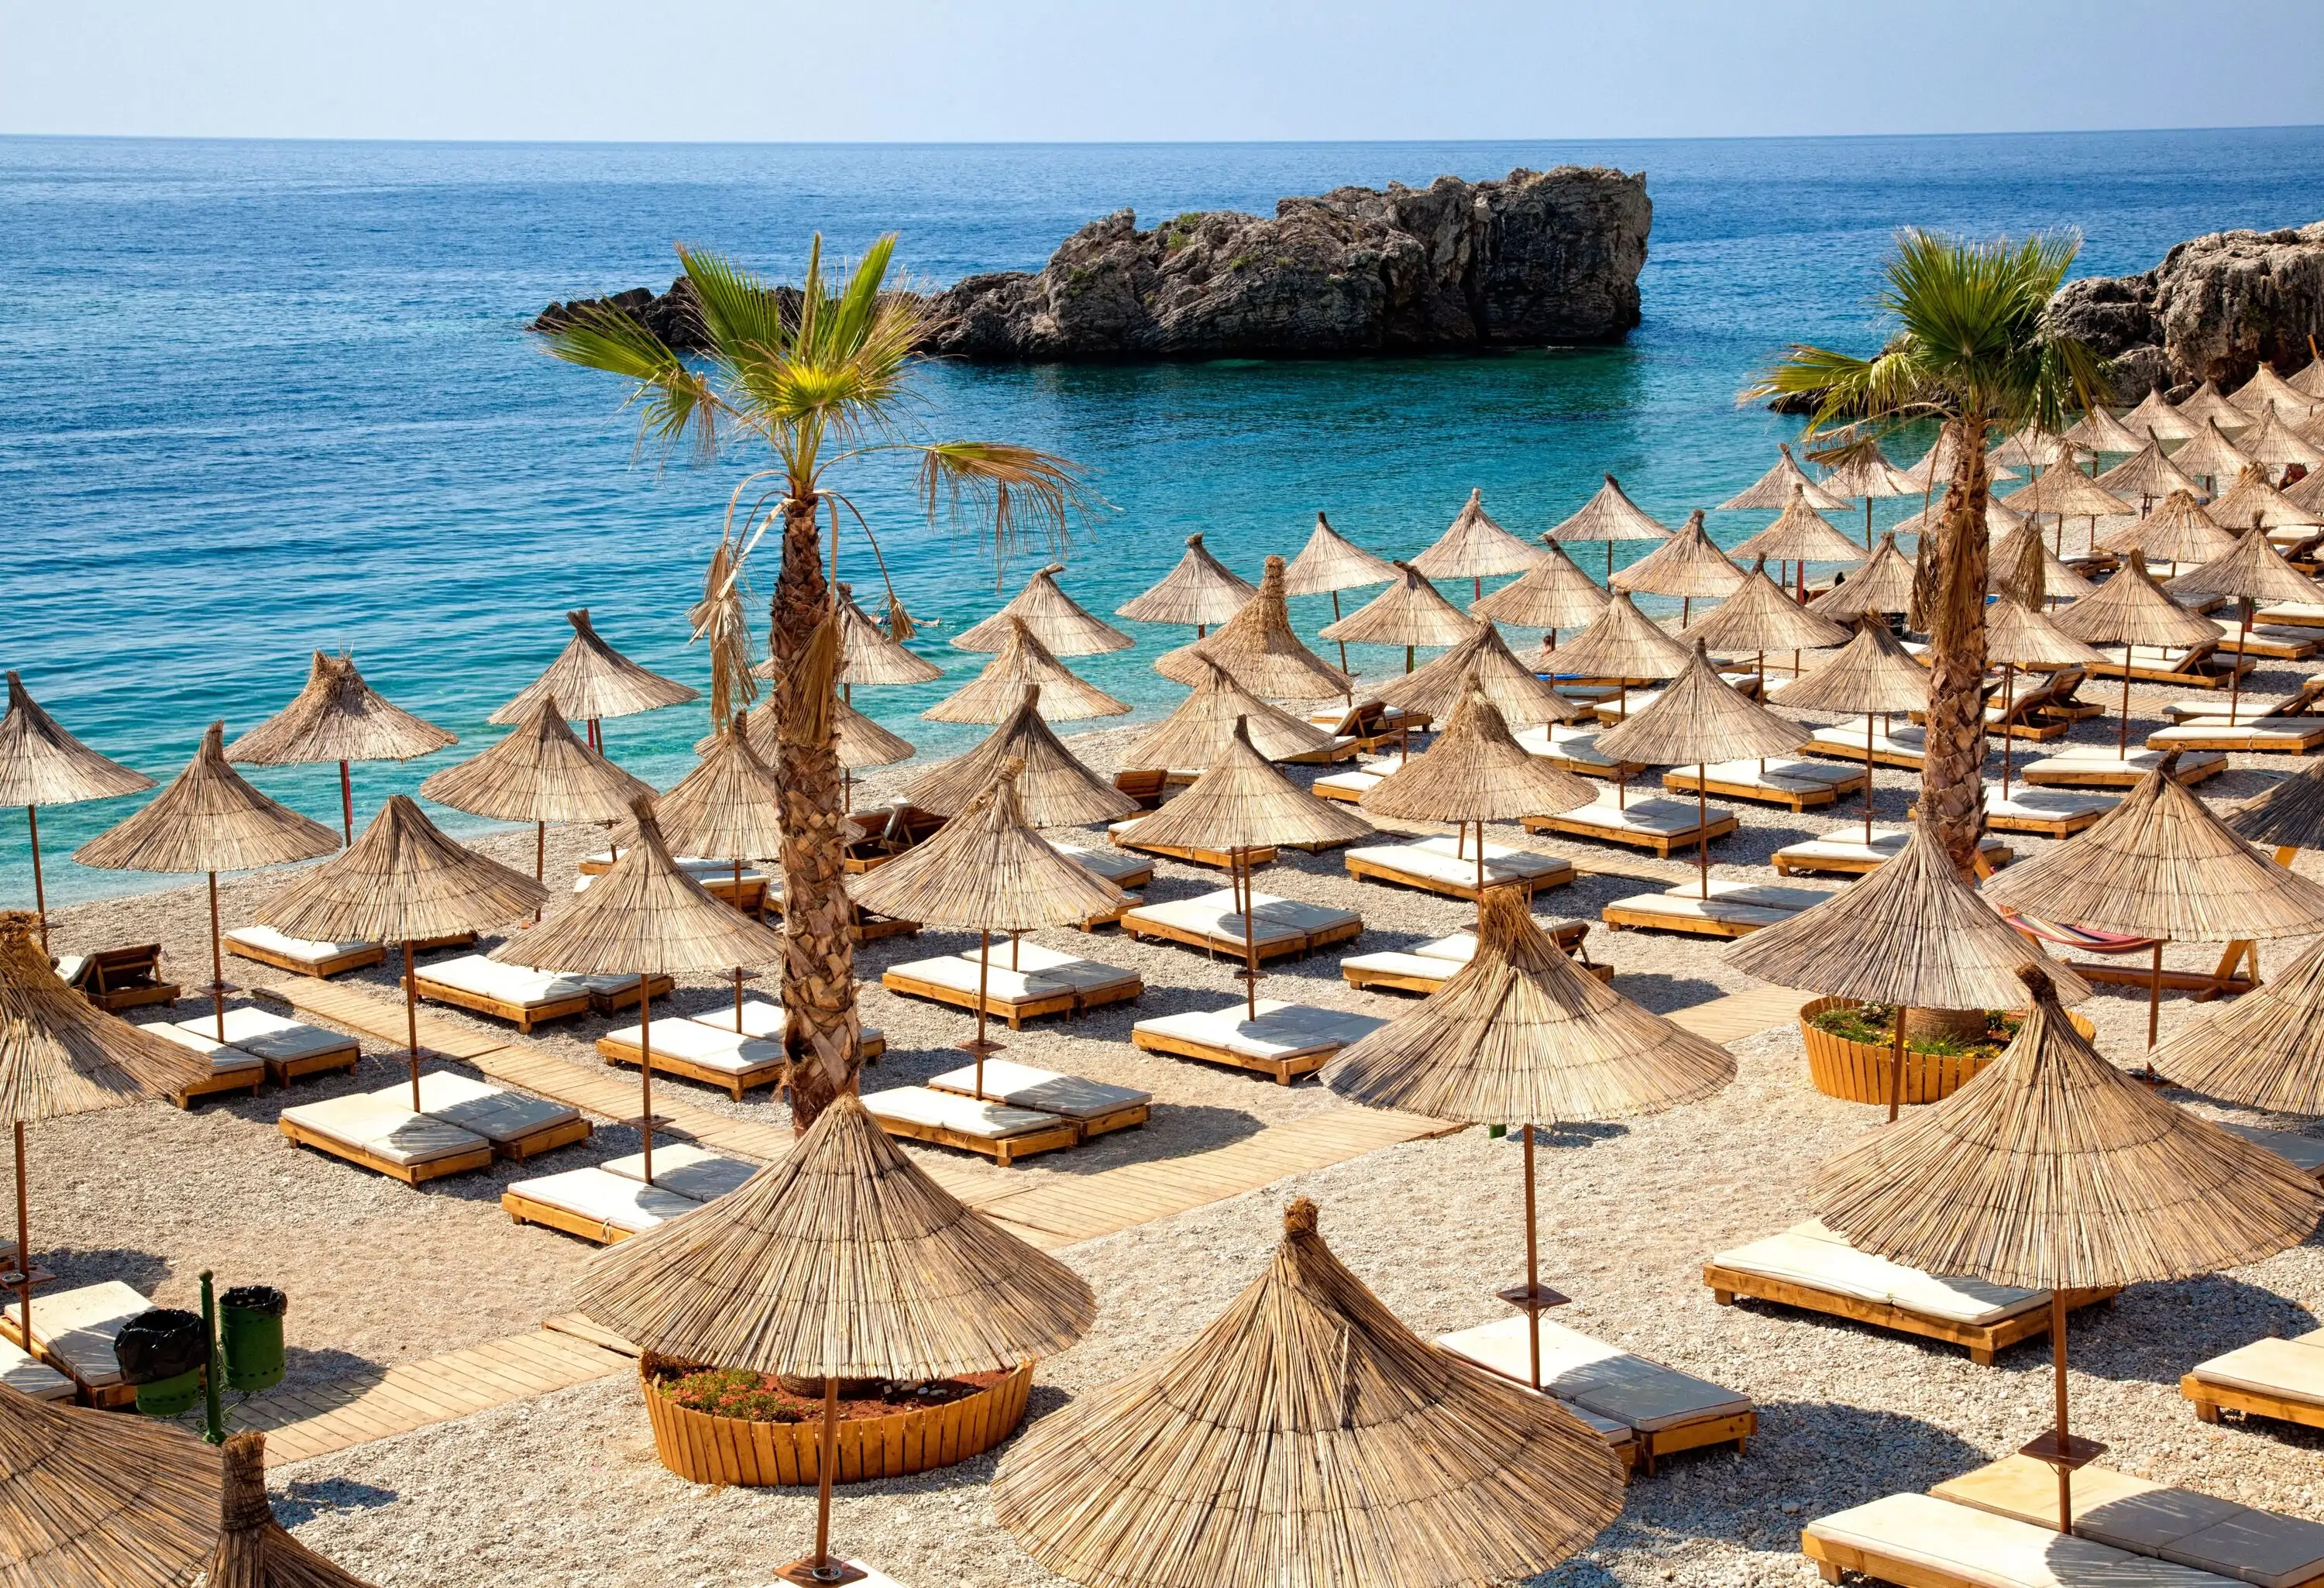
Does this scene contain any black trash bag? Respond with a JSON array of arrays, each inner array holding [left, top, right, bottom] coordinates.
[[113, 1308, 206, 1385], [221, 1284, 286, 1317]]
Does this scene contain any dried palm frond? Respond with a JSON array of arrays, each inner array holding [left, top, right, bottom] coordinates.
[[75, 724, 338, 876], [1807, 531, 1917, 619], [257, 796, 545, 944], [905, 686, 1134, 827], [490, 609, 698, 726], [1128, 661, 1336, 768], [841, 586, 944, 686], [207, 1430, 376, 1588], [2095, 489, 2235, 565], [1539, 591, 1692, 680], [951, 564, 1134, 656], [1114, 534, 1255, 627], [2233, 364, 2320, 418], [1373, 624, 1583, 730], [225, 652, 456, 768], [2121, 387, 2199, 443], [1683, 560, 1851, 655], [0, 672, 151, 809], [1730, 487, 1865, 566], [2050, 558, 2219, 650], [2168, 420, 2256, 486], [850, 761, 1125, 932], [1360, 688, 1594, 824], [991, 1197, 1624, 1588], [1984, 599, 2103, 669], [1814, 964, 2322, 1289], [573, 1091, 1094, 1378], [2095, 435, 2205, 504], [1281, 512, 1397, 595], [1549, 474, 1671, 545], [1156, 555, 1353, 700], [2227, 761, 2324, 852], [0, 910, 213, 1120], [2150, 933, 2324, 1113], [1126, 718, 1374, 853], [923, 617, 1128, 724], [1772, 619, 1929, 714], [0, 1373, 222, 1588], [1318, 562, 1481, 650], [1467, 539, 1609, 631], [1718, 444, 1849, 512], [685, 537, 758, 730], [2165, 524, 2320, 607], [1986, 521, 2095, 603], [1597, 643, 1807, 766], [417, 697, 655, 823], [2210, 462, 2324, 532], [708, 698, 914, 771], [1411, 488, 1547, 580], [1607, 510, 1744, 600]]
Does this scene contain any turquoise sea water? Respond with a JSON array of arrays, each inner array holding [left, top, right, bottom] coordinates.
[[8, 128, 2324, 905]]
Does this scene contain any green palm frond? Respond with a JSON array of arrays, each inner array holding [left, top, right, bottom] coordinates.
[[533, 302, 720, 461], [676, 246, 789, 359]]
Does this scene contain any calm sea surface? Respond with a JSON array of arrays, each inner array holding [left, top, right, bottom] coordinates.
[[7, 129, 2324, 903]]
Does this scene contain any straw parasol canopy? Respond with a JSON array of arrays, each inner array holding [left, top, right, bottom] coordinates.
[[227, 651, 455, 769], [1684, 559, 1851, 660], [707, 699, 915, 773], [1608, 508, 1744, 614], [2051, 555, 2214, 647], [1542, 590, 1692, 682], [1901, 426, 2018, 490], [789, 586, 944, 687], [2166, 524, 2320, 607], [1114, 534, 1256, 633], [1156, 555, 1354, 700], [1999, 456, 2130, 538], [1411, 488, 1547, 592], [1319, 561, 1482, 669], [2227, 760, 2324, 853], [1817, 445, 1921, 501], [2150, 933, 2324, 1114], [2211, 462, 2324, 532], [2169, 418, 2256, 489], [1731, 486, 1866, 569], [1127, 658, 1338, 768], [2095, 488, 2235, 566], [2235, 404, 2324, 476], [1128, 720, 1373, 858], [75, 723, 336, 879], [1806, 531, 1917, 619], [207, 1430, 377, 1588], [1986, 521, 2096, 604], [2095, 435, 2208, 507], [951, 565, 1133, 656], [1985, 597, 2105, 670], [1989, 425, 2081, 472], [645, 723, 787, 863], [851, 761, 1126, 936], [259, 796, 545, 947], [2061, 404, 2144, 456], [2122, 387, 2199, 443], [490, 609, 697, 729], [1549, 474, 1671, 579], [2178, 379, 2252, 434], [906, 686, 1136, 827], [1467, 538, 1610, 634], [1776, 618, 1930, 838], [923, 617, 1129, 724], [2295, 359, 2324, 401], [1359, 687, 1595, 828], [0, 671, 153, 949], [2291, 463, 2324, 517], [1282, 511, 1397, 596], [0, 1372, 224, 1588], [2233, 363, 2319, 419], [1373, 624, 1583, 730], [1718, 443, 1848, 512], [1896, 493, 2026, 541], [990, 1195, 1623, 1588], [417, 696, 655, 824]]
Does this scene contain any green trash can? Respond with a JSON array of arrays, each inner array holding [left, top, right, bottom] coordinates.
[[134, 1366, 205, 1418], [115, 1308, 208, 1418], [221, 1285, 286, 1394]]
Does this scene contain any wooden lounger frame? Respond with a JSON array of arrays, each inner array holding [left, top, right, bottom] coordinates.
[[35, 1353, 137, 1410], [1112, 768, 1171, 808], [871, 1109, 1080, 1167], [1345, 851, 1577, 902], [2086, 641, 2251, 688], [1112, 831, 1279, 871], [1344, 954, 1612, 995], [2183, 1370, 2324, 1434], [263, 1040, 362, 1086], [927, 1078, 1150, 1139], [414, 974, 593, 1034], [501, 1187, 652, 1246], [1131, 1024, 1332, 1085], [1523, 809, 1737, 861], [596, 1029, 886, 1100], [587, 975, 679, 1016], [1662, 766, 1866, 812], [170, 1066, 267, 1109], [1959, 802, 2109, 839], [1774, 839, 2010, 878], [490, 1116, 597, 1162], [1600, 898, 1790, 940], [225, 937, 387, 978], [1535, 748, 1651, 782], [277, 1115, 496, 1186], [1704, 1263, 2117, 1365], [1315, 702, 1434, 752], [2021, 755, 2226, 791], [878, 967, 1142, 1029], [1803, 734, 1926, 773], [67, 944, 179, 1012], [1122, 911, 1362, 964], [2149, 721, 2324, 754]]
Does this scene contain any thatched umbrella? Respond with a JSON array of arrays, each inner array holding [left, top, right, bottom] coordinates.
[[1608, 509, 1743, 625], [923, 617, 1128, 724], [227, 651, 457, 843], [2211, 461, 2323, 534], [1719, 442, 1850, 514], [257, 796, 545, 1105], [851, 761, 1125, 1095], [2001, 459, 2129, 557], [1807, 531, 1917, 620], [1983, 600, 2105, 796], [1157, 555, 1354, 703], [418, 695, 654, 913], [2229, 759, 2324, 859], [578, 1092, 1094, 1585], [2122, 387, 2199, 445], [782, 585, 944, 694], [2051, 558, 2220, 754], [2165, 524, 2322, 722], [1730, 486, 1865, 603], [1986, 520, 2095, 609], [2290, 462, 2324, 517], [1902, 426, 2018, 491], [0, 912, 211, 1359], [2169, 419, 2255, 497], [1114, 533, 1256, 640], [1320, 562, 1480, 673], [1550, 473, 1671, 581], [0, 1366, 223, 1588], [1122, 719, 1373, 1018], [1729, 814, 2089, 1117], [2240, 404, 2324, 480], [1773, 619, 1929, 840], [1897, 491, 2027, 544], [703, 696, 913, 813], [2179, 379, 2254, 435], [2095, 488, 2233, 575], [1327, 892, 1732, 1387], [2150, 933, 2324, 1114], [1359, 687, 1595, 909], [1542, 594, 1693, 779], [1411, 488, 1546, 602], [493, 799, 786, 1182], [1985, 751, 2324, 1056], [490, 609, 697, 752], [1813, 963, 2322, 1534], [1683, 557, 1850, 689], [1597, 641, 1807, 892], [74, 724, 338, 1040], [1373, 623, 1583, 733], [0, 672, 151, 951], [907, 685, 1135, 829], [638, 721, 789, 1023], [1128, 658, 1339, 768], [1816, 443, 1922, 548], [951, 564, 1133, 656], [1466, 537, 1608, 645], [1283, 512, 1397, 670], [2095, 433, 2206, 513], [992, 1195, 1621, 1588], [2233, 363, 2320, 419], [207, 1430, 376, 1586], [2061, 403, 2145, 459], [1989, 424, 2081, 475]]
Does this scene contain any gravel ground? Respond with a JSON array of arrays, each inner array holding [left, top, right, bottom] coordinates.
[[27, 651, 2324, 1586]]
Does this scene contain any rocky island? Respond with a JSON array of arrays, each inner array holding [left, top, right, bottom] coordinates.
[[537, 166, 1651, 361], [2050, 220, 2324, 400]]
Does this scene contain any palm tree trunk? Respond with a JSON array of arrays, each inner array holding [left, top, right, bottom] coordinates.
[[1918, 415, 1994, 872], [768, 493, 863, 1131]]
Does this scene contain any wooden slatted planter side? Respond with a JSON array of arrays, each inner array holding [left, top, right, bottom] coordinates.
[[1799, 997, 2092, 1106]]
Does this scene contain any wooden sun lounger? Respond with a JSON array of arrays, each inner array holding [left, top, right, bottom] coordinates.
[[2209, 620, 2322, 662], [1341, 923, 1604, 995], [2088, 639, 2253, 688], [1107, 818, 1280, 870], [1308, 701, 1432, 752], [1706, 1220, 2114, 1365], [578, 973, 678, 1016], [1589, 674, 1763, 724], [603, 1143, 758, 1201], [278, 1093, 497, 1185], [383, 1071, 592, 1160], [859, 1085, 1078, 1167], [2003, 911, 2259, 1001], [503, 1166, 703, 1245], [184, 1006, 361, 1084], [414, 954, 595, 1033], [2, 1280, 152, 1408], [761, 880, 920, 944], [1438, 1315, 1755, 1476], [1602, 880, 1840, 940], [1344, 836, 1576, 902], [2185, 1328, 2324, 1437], [1122, 890, 1363, 963], [1916, 785, 2116, 838], [882, 942, 1142, 1029], [2220, 1122, 2324, 1183], [1803, 1492, 2243, 1588], [139, 1021, 267, 1105], [2020, 745, 2226, 789], [843, 804, 947, 874], [57, 944, 178, 1012], [600, 1019, 785, 1099], [1512, 724, 1650, 782], [2150, 718, 2324, 754], [927, 1058, 1150, 1139], [0, 1337, 74, 1402], [223, 926, 387, 978], [1525, 795, 1736, 859], [2164, 674, 2324, 723], [1131, 999, 1385, 1084], [2254, 601, 2324, 630], [1662, 758, 1865, 812], [1310, 752, 1410, 806], [1802, 719, 1967, 773], [1773, 830, 2010, 878], [1111, 768, 1171, 809]]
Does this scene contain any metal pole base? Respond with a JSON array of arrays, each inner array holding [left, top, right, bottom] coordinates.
[[1496, 1281, 1573, 1311], [2020, 1429, 2106, 1467], [773, 1559, 868, 1586]]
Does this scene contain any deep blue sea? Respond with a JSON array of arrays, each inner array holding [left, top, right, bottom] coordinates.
[[8, 129, 2324, 904]]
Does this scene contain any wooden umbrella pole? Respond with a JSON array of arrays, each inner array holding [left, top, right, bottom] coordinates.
[[338, 760, 354, 844], [1239, 850, 1260, 1022], [1888, 1015, 1906, 1123], [1999, 662, 2016, 799], [733, 967, 747, 1032], [1696, 767, 1710, 899], [1331, 591, 1348, 672], [1473, 821, 1485, 919], [12, 1123, 29, 1352], [2116, 655, 2133, 755], [2147, 941, 2164, 1077], [974, 928, 992, 1101], [534, 821, 545, 923], [638, 973, 655, 1185], [1522, 1122, 1541, 1392], [207, 871, 227, 1042], [1404, 644, 1414, 674], [404, 940, 421, 1112], [813, 1377, 843, 1576], [2051, 1293, 2072, 1533], [1863, 713, 1876, 844], [25, 807, 44, 953], [1865, 497, 1874, 550], [2229, 600, 2253, 724], [1606, 541, 1614, 582]]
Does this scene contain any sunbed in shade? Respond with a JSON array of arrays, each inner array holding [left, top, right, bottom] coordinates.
[[1803, 1493, 2235, 1588], [277, 1093, 495, 1185], [222, 924, 385, 978], [1310, 753, 1409, 805], [180, 1006, 360, 1084], [2088, 639, 2251, 688], [0, 1336, 73, 1402], [1121, 889, 1363, 963], [926, 1057, 1151, 1138], [1437, 1314, 1755, 1476], [138, 1019, 266, 1106], [1105, 816, 1277, 870], [501, 1165, 704, 1245], [1600, 879, 1840, 940], [576, 859, 768, 913], [577, 972, 676, 1016], [1945, 783, 2118, 837], [2257, 600, 2324, 629], [601, 1143, 759, 1201], [2219, 1121, 2324, 1181], [2150, 713, 2324, 754], [761, 876, 921, 943], [858, 1085, 1079, 1167], [2163, 674, 2324, 723], [2205, 617, 2321, 662], [1047, 839, 1153, 889], [1130, 999, 1385, 1084], [1662, 757, 1866, 812], [1588, 674, 1763, 723], [1802, 718, 1963, 773], [2000, 910, 2258, 1000], [414, 954, 594, 1033], [1704, 1219, 2114, 1364], [1934, 1452, 2324, 1587], [882, 941, 1142, 1029], [1772, 827, 2010, 878], [1511, 723, 1648, 782], [1, 1280, 152, 1407], [1525, 793, 1735, 859], [598, 1019, 787, 1099], [1343, 834, 1576, 902], [54, 944, 177, 1012], [373, 1071, 591, 1160], [672, 995, 889, 1062], [1306, 700, 1430, 751], [2184, 1328, 2324, 1436], [2019, 744, 2226, 789], [1340, 921, 1604, 995]]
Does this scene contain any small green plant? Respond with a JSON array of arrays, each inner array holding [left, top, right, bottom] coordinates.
[[1810, 1002, 2019, 1061], [658, 1367, 808, 1422]]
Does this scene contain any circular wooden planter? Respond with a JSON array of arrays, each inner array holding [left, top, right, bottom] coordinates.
[[641, 1359, 1034, 1487], [1800, 997, 2093, 1105]]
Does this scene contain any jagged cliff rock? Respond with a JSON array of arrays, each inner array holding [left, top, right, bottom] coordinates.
[[535, 167, 1650, 362], [2050, 222, 2324, 401]]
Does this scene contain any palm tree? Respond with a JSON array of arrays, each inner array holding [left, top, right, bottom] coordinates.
[[1745, 230, 2106, 872], [537, 239, 1090, 1127]]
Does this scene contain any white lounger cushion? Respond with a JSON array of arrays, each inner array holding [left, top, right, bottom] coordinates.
[[601, 1144, 761, 1203], [1126, 891, 1359, 950], [509, 1167, 701, 1234], [223, 925, 374, 963], [373, 1071, 581, 1145], [1551, 796, 1721, 837], [421, 954, 590, 1007], [1348, 836, 1569, 887], [1133, 999, 1384, 1060], [1983, 786, 2119, 820], [946, 942, 1141, 998], [1047, 841, 1150, 884], [280, 1093, 490, 1167], [2, 1281, 151, 1387], [1514, 724, 1625, 768], [1690, 757, 1861, 791], [2166, 693, 2307, 723], [1809, 720, 1930, 756], [2220, 1122, 2324, 1179], [176, 1009, 352, 1065], [1310, 769, 1384, 799], [1437, 1315, 1748, 1435], [1340, 950, 1463, 983], [139, 1020, 265, 1075], [50, 955, 87, 985], [2190, 1335, 2324, 1404], [861, 1085, 1066, 1141], [1776, 830, 2006, 866], [927, 1058, 1149, 1121], [1807, 1493, 2223, 1588], [2151, 721, 2323, 746], [2025, 747, 2224, 777], [1715, 1220, 2047, 1326], [605, 1018, 786, 1076], [687, 998, 787, 1040], [0, 1336, 73, 1401]]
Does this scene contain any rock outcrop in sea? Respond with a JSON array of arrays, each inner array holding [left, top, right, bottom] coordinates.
[[2050, 222, 2324, 400], [535, 167, 1651, 361]]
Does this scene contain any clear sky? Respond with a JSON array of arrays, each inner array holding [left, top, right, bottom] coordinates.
[[7, 0, 2321, 143]]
